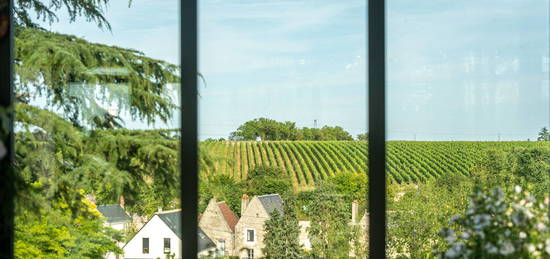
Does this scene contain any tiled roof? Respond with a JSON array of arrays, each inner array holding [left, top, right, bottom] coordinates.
[[257, 194, 283, 215], [97, 204, 131, 223], [217, 201, 239, 232]]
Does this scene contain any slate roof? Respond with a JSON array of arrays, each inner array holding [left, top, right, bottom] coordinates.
[[97, 204, 131, 223], [156, 210, 216, 252], [257, 194, 283, 215], [217, 201, 239, 232]]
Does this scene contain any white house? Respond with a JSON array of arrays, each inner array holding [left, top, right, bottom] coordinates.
[[122, 209, 216, 259], [96, 204, 131, 259], [97, 204, 132, 231]]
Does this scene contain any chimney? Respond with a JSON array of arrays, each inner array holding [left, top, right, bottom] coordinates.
[[158, 207, 163, 213], [352, 200, 359, 224], [119, 195, 125, 209], [241, 194, 249, 215]]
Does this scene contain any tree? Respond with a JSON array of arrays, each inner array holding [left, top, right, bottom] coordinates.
[[537, 127, 550, 141], [229, 118, 298, 141], [263, 200, 303, 258], [229, 118, 354, 141], [307, 182, 353, 258], [10, 0, 184, 257], [199, 174, 244, 214], [327, 172, 368, 202], [246, 166, 294, 198], [318, 126, 353, 141], [356, 133, 368, 141]]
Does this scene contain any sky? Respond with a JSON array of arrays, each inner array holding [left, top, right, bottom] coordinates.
[[42, 0, 550, 141]]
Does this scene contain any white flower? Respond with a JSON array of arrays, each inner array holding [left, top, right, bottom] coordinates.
[[472, 214, 491, 229], [526, 244, 536, 253], [460, 232, 470, 239], [485, 243, 498, 254], [500, 240, 515, 255], [514, 186, 522, 193], [519, 232, 527, 239], [536, 223, 546, 231]]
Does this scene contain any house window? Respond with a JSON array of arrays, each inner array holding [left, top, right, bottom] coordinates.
[[142, 238, 149, 254], [217, 240, 226, 256], [164, 238, 171, 253], [246, 229, 255, 242], [247, 248, 254, 259]]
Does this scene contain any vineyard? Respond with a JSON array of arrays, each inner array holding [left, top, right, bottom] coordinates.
[[199, 141, 550, 186]]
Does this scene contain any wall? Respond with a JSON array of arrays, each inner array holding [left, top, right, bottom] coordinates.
[[199, 200, 235, 256], [123, 215, 181, 259], [234, 198, 269, 258]]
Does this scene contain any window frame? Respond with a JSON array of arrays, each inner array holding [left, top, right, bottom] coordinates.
[[164, 237, 171, 253], [0, 0, 14, 258], [142, 237, 150, 254], [245, 228, 255, 243], [0, 0, 387, 258], [247, 248, 254, 259]]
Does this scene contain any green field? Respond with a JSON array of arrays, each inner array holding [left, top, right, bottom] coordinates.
[[200, 141, 550, 185]]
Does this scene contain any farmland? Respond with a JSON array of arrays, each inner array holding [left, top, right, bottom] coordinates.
[[200, 141, 550, 185]]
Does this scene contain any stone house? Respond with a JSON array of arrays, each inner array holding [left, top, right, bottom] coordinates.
[[199, 199, 239, 257], [234, 194, 283, 259]]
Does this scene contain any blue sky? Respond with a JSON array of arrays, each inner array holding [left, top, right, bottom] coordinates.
[[43, 0, 550, 141]]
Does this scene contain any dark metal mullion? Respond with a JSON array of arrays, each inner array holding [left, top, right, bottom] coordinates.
[[0, 0, 14, 258], [181, 0, 198, 258], [368, 0, 386, 258]]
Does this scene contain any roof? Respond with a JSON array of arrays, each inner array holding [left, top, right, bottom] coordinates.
[[156, 210, 216, 252], [198, 228, 216, 252], [257, 194, 284, 215], [97, 204, 131, 223], [217, 201, 239, 232]]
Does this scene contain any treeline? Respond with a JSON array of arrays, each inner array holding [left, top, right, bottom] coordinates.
[[227, 117, 366, 141]]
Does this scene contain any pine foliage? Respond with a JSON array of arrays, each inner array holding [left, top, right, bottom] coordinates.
[[16, 28, 179, 127], [263, 201, 303, 258]]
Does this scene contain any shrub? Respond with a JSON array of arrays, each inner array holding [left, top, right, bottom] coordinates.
[[436, 186, 549, 258]]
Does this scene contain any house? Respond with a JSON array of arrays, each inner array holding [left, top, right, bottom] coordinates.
[[122, 209, 216, 259], [234, 194, 283, 259], [199, 198, 239, 257], [97, 204, 132, 259], [97, 204, 132, 231]]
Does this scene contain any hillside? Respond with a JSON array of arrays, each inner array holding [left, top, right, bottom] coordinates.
[[199, 141, 550, 185]]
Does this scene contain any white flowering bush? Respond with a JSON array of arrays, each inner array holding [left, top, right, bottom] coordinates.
[[436, 186, 549, 258]]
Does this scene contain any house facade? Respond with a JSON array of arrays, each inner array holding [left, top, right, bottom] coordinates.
[[234, 194, 283, 259], [199, 199, 239, 257], [123, 210, 216, 259]]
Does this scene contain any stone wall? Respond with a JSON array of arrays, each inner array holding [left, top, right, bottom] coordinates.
[[234, 197, 270, 258]]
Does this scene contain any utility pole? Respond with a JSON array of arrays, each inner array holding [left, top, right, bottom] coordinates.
[[314, 119, 318, 129]]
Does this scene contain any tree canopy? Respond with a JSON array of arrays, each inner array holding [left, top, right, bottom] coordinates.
[[229, 118, 354, 141], [9, 0, 184, 257], [537, 127, 550, 141]]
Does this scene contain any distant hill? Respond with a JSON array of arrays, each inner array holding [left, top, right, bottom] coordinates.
[[200, 141, 549, 185]]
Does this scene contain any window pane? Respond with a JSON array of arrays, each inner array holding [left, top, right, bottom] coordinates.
[[13, 1, 181, 258], [198, 0, 368, 258], [387, 1, 550, 258]]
